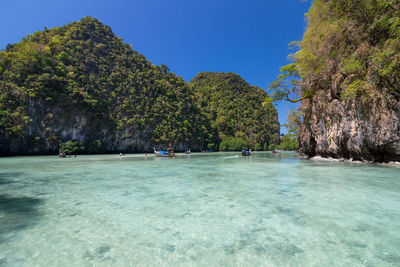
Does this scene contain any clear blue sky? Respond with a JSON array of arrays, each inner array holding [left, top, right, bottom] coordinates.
[[1, 0, 311, 133]]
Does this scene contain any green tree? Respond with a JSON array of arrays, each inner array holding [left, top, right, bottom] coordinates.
[[253, 143, 262, 151], [283, 109, 302, 136], [86, 139, 105, 153], [219, 137, 248, 151], [268, 144, 277, 151], [279, 134, 299, 151], [59, 140, 85, 154]]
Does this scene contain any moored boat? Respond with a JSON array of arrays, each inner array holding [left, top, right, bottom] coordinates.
[[242, 149, 252, 156], [154, 148, 175, 157]]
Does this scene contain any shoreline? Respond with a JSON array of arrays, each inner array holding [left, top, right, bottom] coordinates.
[[304, 155, 400, 168]]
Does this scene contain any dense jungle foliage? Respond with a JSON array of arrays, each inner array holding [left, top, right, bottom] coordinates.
[[219, 137, 249, 151], [271, 0, 400, 103], [0, 17, 211, 152], [190, 72, 280, 151], [0, 17, 279, 153]]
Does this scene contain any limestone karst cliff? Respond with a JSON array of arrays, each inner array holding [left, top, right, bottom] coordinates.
[[295, 0, 400, 162]]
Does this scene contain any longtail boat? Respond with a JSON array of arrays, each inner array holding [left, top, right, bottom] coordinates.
[[241, 149, 252, 156], [154, 148, 175, 157]]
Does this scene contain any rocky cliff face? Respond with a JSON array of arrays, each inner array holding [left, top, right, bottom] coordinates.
[[3, 96, 204, 155], [300, 91, 400, 162], [6, 98, 158, 154], [295, 0, 400, 162]]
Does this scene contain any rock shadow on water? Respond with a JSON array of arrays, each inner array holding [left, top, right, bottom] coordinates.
[[223, 244, 237, 255], [0, 194, 43, 242], [274, 206, 307, 225], [344, 240, 367, 249], [0, 256, 7, 266], [378, 253, 400, 264], [274, 242, 304, 257], [351, 222, 382, 235], [163, 244, 176, 252], [0, 172, 21, 185], [83, 244, 114, 263]]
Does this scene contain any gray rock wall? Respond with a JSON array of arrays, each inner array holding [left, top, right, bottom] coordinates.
[[300, 91, 400, 162], [1, 99, 200, 155]]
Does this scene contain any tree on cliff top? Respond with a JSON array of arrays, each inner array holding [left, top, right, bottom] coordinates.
[[270, 0, 400, 104]]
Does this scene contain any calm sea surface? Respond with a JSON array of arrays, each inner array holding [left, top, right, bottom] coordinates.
[[0, 152, 399, 266]]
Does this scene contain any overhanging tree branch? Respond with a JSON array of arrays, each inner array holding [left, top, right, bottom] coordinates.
[[268, 62, 313, 103]]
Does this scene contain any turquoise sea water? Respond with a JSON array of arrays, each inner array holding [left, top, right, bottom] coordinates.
[[0, 152, 399, 266]]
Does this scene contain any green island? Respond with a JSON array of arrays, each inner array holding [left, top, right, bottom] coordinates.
[[0, 17, 281, 155]]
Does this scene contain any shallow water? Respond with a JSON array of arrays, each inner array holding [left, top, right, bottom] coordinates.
[[0, 152, 399, 266]]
